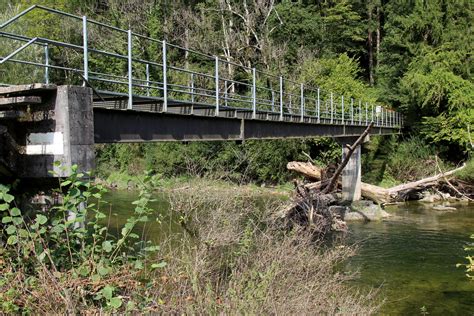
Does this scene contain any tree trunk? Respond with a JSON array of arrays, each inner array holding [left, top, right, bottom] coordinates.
[[376, 5, 381, 71], [322, 123, 373, 193], [287, 162, 466, 204], [368, 4, 374, 86]]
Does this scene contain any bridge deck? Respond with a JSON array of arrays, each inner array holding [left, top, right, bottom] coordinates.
[[92, 91, 398, 143]]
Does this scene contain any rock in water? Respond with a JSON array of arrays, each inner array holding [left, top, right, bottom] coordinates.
[[344, 200, 390, 221], [432, 205, 457, 211]]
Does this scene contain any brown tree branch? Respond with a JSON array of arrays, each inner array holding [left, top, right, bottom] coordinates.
[[322, 122, 374, 194]]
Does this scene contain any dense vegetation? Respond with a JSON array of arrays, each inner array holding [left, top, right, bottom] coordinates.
[[1, 0, 472, 184], [0, 167, 380, 313]]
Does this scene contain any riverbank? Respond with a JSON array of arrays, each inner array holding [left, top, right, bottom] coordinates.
[[94, 170, 294, 194], [0, 171, 380, 314]]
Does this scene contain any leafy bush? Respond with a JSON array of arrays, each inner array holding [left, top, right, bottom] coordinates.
[[95, 138, 341, 185], [457, 234, 474, 281], [386, 136, 439, 182], [0, 165, 164, 313]]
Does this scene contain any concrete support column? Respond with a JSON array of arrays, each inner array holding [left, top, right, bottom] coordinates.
[[11, 85, 96, 178], [53, 85, 95, 177], [342, 144, 361, 201]]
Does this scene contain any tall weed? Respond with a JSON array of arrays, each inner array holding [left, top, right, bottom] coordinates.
[[0, 165, 164, 313]]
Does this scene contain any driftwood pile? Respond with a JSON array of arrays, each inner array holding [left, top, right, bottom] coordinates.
[[283, 124, 374, 235], [283, 124, 472, 235]]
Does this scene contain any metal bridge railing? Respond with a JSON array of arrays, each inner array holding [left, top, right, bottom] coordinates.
[[0, 5, 403, 128]]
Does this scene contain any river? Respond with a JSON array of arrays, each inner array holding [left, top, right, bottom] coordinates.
[[347, 202, 474, 315], [103, 191, 474, 315]]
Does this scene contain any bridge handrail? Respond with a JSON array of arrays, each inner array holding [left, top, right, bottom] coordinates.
[[0, 5, 403, 128]]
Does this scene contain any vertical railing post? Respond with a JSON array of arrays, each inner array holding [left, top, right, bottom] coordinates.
[[162, 40, 168, 112], [387, 109, 392, 127], [82, 16, 88, 86], [300, 83, 304, 122], [341, 95, 344, 125], [365, 102, 368, 125], [127, 30, 133, 110], [271, 90, 275, 112], [145, 63, 150, 97], [215, 56, 219, 116], [289, 94, 292, 114], [252, 67, 256, 119], [330, 92, 334, 124], [359, 100, 362, 125], [279, 76, 283, 121], [381, 107, 384, 126], [224, 80, 228, 108], [387, 110, 393, 127], [371, 104, 374, 124], [190, 73, 195, 104], [317, 88, 320, 123], [44, 44, 49, 84], [351, 98, 354, 125]]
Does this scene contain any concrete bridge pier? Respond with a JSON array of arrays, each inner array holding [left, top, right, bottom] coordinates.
[[338, 135, 369, 202], [0, 84, 95, 178], [342, 144, 361, 201]]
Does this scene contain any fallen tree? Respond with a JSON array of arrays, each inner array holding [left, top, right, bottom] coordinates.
[[283, 124, 470, 235], [287, 160, 467, 204]]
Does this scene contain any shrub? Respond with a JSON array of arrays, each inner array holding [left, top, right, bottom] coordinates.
[[0, 165, 164, 313]]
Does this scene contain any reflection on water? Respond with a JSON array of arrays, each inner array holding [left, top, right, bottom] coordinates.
[[102, 191, 474, 315], [101, 191, 183, 244], [347, 202, 474, 315]]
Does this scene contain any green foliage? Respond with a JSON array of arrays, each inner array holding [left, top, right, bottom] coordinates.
[[300, 54, 375, 102], [399, 47, 474, 151], [378, 0, 473, 155], [421, 108, 474, 154], [270, 2, 324, 62], [385, 136, 439, 183], [455, 158, 474, 183], [95, 138, 340, 184], [457, 234, 474, 281], [0, 166, 165, 313], [361, 135, 451, 185]]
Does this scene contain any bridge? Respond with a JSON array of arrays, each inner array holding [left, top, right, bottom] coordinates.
[[0, 5, 402, 201]]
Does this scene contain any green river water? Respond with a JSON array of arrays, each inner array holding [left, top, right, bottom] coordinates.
[[103, 191, 474, 315]]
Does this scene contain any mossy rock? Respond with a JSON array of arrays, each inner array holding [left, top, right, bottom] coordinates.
[[344, 200, 390, 221]]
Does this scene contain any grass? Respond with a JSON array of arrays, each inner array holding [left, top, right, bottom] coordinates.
[[1, 176, 380, 314], [455, 157, 474, 183], [152, 181, 381, 314]]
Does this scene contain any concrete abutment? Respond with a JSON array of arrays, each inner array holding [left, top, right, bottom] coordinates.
[[0, 84, 95, 179]]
